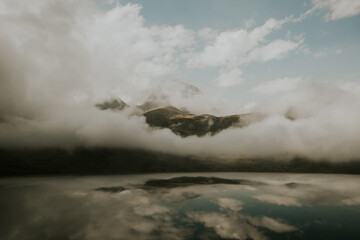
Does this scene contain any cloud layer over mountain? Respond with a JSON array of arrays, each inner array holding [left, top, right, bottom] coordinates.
[[1, 0, 360, 162]]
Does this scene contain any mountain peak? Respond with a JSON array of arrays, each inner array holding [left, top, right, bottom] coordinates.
[[95, 98, 128, 111]]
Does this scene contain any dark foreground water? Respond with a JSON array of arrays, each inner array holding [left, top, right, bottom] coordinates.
[[1, 173, 360, 240]]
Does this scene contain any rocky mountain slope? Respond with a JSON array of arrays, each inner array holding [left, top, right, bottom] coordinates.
[[94, 80, 262, 137], [95, 98, 128, 111], [96, 99, 262, 137], [144, 106, 259, 137]]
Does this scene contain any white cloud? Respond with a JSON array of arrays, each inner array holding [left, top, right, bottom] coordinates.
[[299, 44, 311, 55], [187, 17, 301, 87], [248, 39, 301, 62], [291, 0, 360, 22], [198, 27, 218, 41], [313, 48, 342, 58], [312, 0, 360, 20], [243, 18, 256, 29], [0, 0, 195, 113], [335, 80, 360, 95], [313, 51, 327, 57], [215, 68, 244, 88], [187, 18, 287, 68], [252, 77, 303, 95], [291, 7, 317, 23]]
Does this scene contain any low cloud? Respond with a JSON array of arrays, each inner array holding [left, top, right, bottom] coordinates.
[[215, 68, 244, 87], [252, 77, 303, 95]]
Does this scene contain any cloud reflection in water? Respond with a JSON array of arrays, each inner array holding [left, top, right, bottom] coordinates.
[[0, 173, 360, 240]]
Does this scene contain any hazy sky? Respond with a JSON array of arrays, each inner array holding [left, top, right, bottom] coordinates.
[[1, 0, 360, 161]]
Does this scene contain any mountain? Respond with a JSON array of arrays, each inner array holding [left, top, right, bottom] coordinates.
[[95, 98, 128, 111], [96, 97, 263, 137], [95, 78, 263, 137], [144, 106, 261, 137]]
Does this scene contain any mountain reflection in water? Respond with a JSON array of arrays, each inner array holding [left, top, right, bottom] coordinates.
[[0, 173, 360, 240]]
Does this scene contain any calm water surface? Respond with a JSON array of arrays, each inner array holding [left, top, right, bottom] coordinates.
[[1, 173, 360, 240]]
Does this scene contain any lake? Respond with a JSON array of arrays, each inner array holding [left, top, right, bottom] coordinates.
[[1, 173, 360, 240]]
